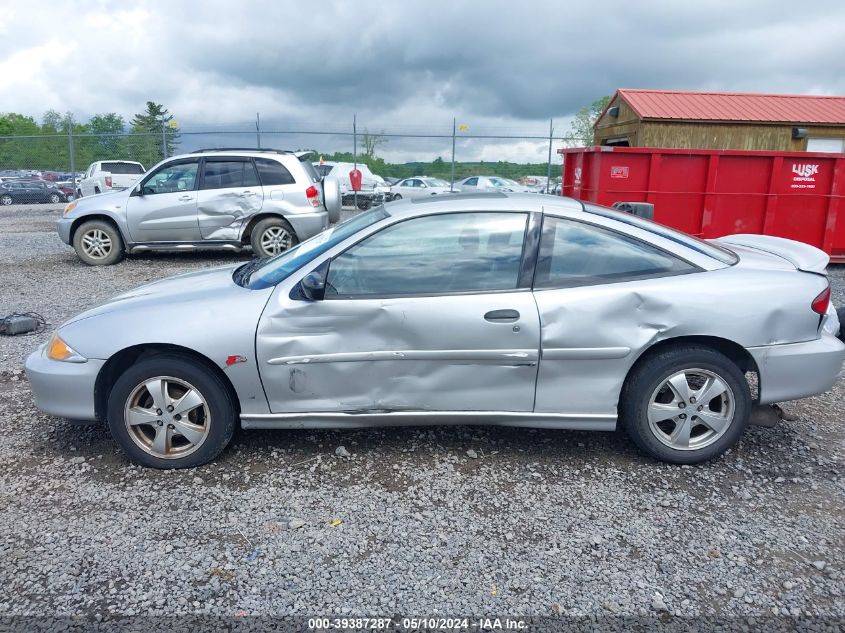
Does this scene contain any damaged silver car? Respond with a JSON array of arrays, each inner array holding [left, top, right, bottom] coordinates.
[[27, 193, 845, 468], [57, 149, 341, 265]]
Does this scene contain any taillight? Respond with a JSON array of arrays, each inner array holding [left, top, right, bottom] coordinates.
[[104, 176, 112, 188], [811, 286, 831, 315], [305, 185, 320, 207]]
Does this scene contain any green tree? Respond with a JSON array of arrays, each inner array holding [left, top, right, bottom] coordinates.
[[130, 101, 180, 164], [568, 95, 611, 146], [84, 113, 128, 161]]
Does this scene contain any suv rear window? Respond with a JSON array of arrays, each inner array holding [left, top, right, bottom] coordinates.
[[300, 159, 321, 183], [255, 158, 295, 185], [102, 162, 144, 175]]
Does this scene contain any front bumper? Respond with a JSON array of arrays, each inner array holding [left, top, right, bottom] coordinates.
[[24, 345, 104, 421], [286, 210, 329, 241], [57, 217, 73, 245], [749, 331, 845, 404]]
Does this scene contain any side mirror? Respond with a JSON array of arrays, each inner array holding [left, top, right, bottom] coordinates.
[[300, 271, 326, 301], [133, 183, 143, 196]]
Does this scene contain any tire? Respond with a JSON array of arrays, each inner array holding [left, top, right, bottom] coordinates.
[[94, 186, 101, 195], [48, 193, 61, 204], [72, 219, 125, 266], [392, 193, 402, 200], [250, 216, 298, 258], [0, 195, 12, 206], [837, 307, 845, 343], [76, 189, 82, 198], [107, 354, 236, 468], [620, 344, 751, 464]]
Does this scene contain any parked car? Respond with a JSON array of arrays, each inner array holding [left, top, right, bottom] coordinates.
[[390, 176, 453, 200], [58, 149, 341, 265], [77, 160, 146, 197], [456, 176, 533, 193], [314, 161, 385, 209], [0, 180, 68, 205], [27, 193, 844, 468]]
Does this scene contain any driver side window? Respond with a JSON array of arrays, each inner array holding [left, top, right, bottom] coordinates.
[[325, 212, 527, 298], [141, 161, 199, 195]]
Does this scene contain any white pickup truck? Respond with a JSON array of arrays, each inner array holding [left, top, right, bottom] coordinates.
[[77, 160, 146, 197]]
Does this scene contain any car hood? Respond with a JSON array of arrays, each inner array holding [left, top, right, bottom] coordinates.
[[74, 188, 128, 208], [61, 263, 249, 327]]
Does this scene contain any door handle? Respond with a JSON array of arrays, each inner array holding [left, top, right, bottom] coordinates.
[[240, 191, 257, 196], [484, 309, 520, 322], [178, 195, 193, 201]]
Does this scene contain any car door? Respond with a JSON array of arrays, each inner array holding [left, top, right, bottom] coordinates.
[[125, 158, 202, 243], [393, 179, 413, 198], [461, 177, 479, 192], [255, 210, 541, 414], [195, 158, 263, 240], [531, 214, 700, 419]]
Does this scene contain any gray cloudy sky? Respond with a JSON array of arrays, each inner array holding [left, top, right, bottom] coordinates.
[[1, 0, 844, 162]]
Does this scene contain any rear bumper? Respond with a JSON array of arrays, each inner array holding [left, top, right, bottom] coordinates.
[[24, 345, 104, 421], [749, 332, 845, 404], [286, 210, 329, 241]]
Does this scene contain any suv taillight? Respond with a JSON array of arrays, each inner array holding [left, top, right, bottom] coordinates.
[[104, 176, 112, 188], [811, 286, 831, 315], [306, 185, 320, 207]]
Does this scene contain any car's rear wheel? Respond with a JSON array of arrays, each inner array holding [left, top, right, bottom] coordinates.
[[620, 345, 751, 464], [0, 195, 12, 206], [73, 220, 124, 266], [251, 217, 298, 258], [107, 354, 236, 468]]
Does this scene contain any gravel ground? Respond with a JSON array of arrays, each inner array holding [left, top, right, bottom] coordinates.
[[0, 204, 844, 626]]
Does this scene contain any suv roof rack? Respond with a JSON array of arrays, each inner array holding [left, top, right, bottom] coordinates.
[[189, 148, 294, 154]]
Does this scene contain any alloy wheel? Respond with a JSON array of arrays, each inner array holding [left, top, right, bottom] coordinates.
[[260, 226, 292, 255], [0, 195, 12, 206], [80, 228, 113, 259], [49, 194, 61, 203], [124, 376, 211, 459], [647, 368, 735, 451]]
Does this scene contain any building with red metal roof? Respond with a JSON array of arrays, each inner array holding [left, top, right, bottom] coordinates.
[[593, 89, 845, 153]]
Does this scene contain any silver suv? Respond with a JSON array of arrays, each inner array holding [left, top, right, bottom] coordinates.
[[58, 149, 341, 265]]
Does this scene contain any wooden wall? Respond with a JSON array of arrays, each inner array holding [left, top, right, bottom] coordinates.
[[593, 95, 845, 150]]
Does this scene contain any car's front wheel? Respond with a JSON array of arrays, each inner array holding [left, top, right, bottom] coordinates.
[[48, 193, 61, 204], [107, 354, 236, 468], [251, 217, 298, 258], [621, 345, 751, 464], [73, 220, 125, 266]]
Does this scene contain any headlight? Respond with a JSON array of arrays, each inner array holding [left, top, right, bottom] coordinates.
[[63, 201, 77, 216], [47, 333, 86, 363]]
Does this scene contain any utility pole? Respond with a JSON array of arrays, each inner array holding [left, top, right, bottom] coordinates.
[[546, 119, 554, 194], [450, 118, 456, 192], [68, 126, 76, 186], [256, 112, 261, 149], [353, 114, 358, 211]]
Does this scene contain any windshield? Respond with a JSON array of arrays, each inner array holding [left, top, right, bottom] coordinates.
[[243, 206, 390, 289], [583, 203, 739, 265], [490, 177, 518, 188]]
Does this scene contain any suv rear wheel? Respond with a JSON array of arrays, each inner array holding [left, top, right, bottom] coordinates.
[[72, 220, 124, 266], [251, 217, 298, 257]]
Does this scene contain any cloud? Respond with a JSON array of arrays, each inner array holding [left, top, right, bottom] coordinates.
[[0, 0, 843, 162]]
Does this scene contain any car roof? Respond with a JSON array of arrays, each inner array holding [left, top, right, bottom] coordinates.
[[385, 192, 582, 219]]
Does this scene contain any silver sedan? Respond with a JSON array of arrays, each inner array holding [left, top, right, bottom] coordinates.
[[390, 177, 453, 200], [26, 194, 845, 468]]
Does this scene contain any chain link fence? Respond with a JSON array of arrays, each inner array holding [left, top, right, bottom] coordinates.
[[0, 116, 589, 202]]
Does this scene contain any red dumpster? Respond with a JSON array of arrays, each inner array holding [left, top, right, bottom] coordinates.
[[559, 146, 845, 263]]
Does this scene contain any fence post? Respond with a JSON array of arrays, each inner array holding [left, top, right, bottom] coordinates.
[[161, 123, 167, 161], [353, 114, 357, 210], [546, 119, 553, 193], [68, 127, 76, 183], [256, 112, 261, 149], [450, 118, 456, 192]]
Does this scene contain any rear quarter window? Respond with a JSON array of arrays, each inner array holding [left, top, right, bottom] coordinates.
[[255, 158, 295, 186]]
